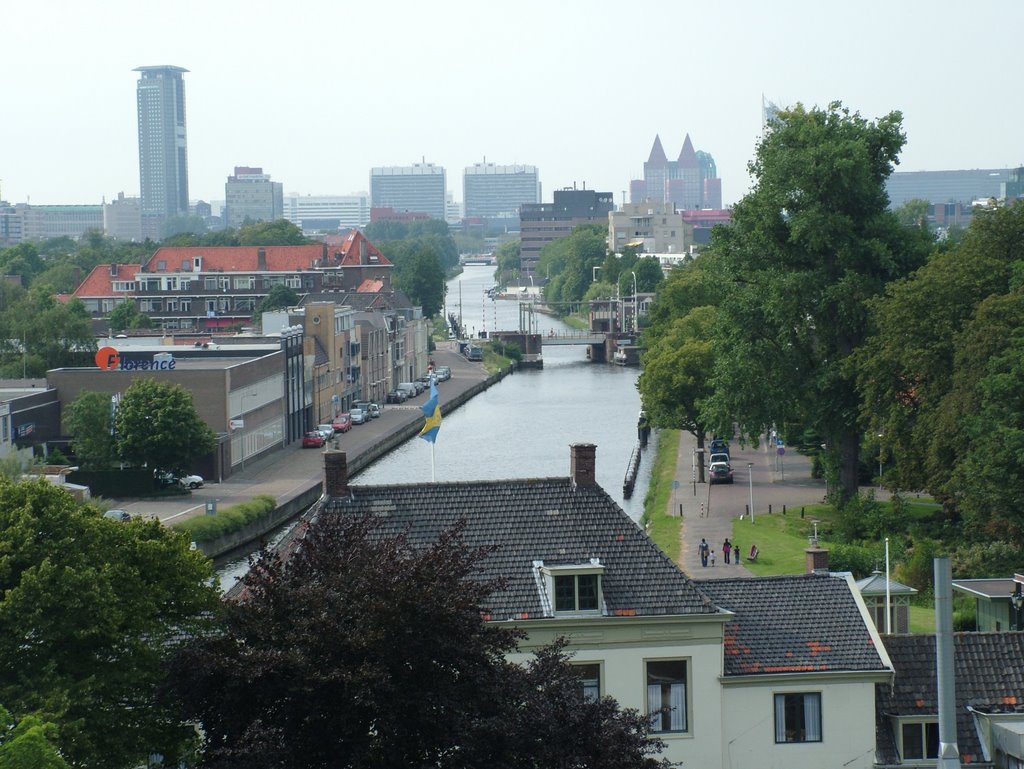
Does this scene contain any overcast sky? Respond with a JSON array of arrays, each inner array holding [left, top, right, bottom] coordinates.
[[4, 1, 1021, 209]]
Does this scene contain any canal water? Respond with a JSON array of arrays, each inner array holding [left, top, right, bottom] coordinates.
[[216, 265, 655, 590]]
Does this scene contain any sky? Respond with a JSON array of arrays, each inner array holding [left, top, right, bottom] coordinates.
[[3, 1, 1022, 209]]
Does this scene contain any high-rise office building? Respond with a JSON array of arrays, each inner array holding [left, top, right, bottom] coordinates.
[[630, 134, 722, 210], [134, 65, 190, 239], [369, 162, 446, 221], [224, 167, 284, 228], [280, 193, 372, 232], [463, 162, 540, 220], [519, 187, 614, 277]]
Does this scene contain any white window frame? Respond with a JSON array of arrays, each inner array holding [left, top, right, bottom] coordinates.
[[646, 658, 689, 734], [539, 561, 604, 616], [774, 692, 822, 743]]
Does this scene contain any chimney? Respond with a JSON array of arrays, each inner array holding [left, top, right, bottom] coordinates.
[[570, 443, 596, 487], [805, 544, 829, 575], [324, 450, 350, 497], [109, 263, 118, 277], [359, 237, 367, 264], [257, 247, 267, 271], [322, 243, 328, 265]]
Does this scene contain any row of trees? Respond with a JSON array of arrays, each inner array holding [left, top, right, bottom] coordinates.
[[366, 219, 458, 317], [638, 100, 1024, 541], [2, 485, 669, 768]]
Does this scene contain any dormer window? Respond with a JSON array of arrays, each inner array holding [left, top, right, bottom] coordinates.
[[537, 560, 605, 616]]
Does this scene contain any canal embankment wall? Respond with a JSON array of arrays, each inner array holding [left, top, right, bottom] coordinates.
[[203, 363, 516, 565]]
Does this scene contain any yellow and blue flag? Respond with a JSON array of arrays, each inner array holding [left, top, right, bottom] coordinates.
[[418, 377, 442, 443]]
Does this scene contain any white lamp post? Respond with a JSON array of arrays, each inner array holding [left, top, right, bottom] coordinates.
[[747, 462, 755, 523], [630, 271, 638, 331]]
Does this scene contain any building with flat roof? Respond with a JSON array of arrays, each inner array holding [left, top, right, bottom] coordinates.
[[103, 193, 143, 241], [135, 65, 190, 239], [370, 162, 446, 221], [519, 188, 614, 278], [224, 167, 284, 228], [609, 200, 691, 256], [463, 162, 540, 220], [0, 203, 104, 244], [281, 193, 371, 232]]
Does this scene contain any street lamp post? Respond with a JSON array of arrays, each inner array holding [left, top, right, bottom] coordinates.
[[747, 462, 755, 523], [630, 271, 638, 331]]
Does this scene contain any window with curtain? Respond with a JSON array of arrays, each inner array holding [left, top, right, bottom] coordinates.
[[774, 692, 822, 743], [646, 660, 687, 733], [575, 663, 600, 702]]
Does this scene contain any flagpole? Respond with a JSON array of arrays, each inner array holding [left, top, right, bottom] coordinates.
[[431, 441, 435, 483]]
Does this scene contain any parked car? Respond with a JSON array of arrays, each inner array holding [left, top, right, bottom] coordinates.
[[709, 462, 734, 484], [386, 390, 406, 404], [316, 424, 335, 440], [397, 382, 418, 399], [416, 375, 433, 389], [709, 452, 730, 467], [709, 438, 730, 456], [303, 431, 325, 448], [350, 407, 367, 425], [353, 400, 372, 415], [156, 470, 205, 489], [435, 366, 451, 381], [103, 508, 131, 522], [332, 413, 353, 433], [367, 403, 381, 418]]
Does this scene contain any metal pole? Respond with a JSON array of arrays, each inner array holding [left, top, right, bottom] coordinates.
[[747, 462, 755, 523], [885, 538, 892, 634], [934, 556, 962, 768], [692, 449, 696, 496]]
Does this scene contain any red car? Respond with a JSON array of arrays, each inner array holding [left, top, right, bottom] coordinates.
[[302, 431, 325, 448], [332, 413, 353, 433]]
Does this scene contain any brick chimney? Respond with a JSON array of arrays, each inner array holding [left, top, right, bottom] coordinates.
[[805, 545, 829, 575], [324, 450, 349, 497], [570, 443, 597, 487], [257, 247, 267, 271], [359, 237, 367, 264]]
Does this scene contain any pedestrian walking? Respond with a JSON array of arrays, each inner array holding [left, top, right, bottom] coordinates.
[[698, 538, 709, 567], [723, 538, 731, 564], [733, 543, 740, 565], [710, 549, 716, 567]]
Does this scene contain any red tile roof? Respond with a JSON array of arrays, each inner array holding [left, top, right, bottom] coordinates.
[[73, 264, 143, 298], [356, 279, 384, 293], [146, 245, 326, 273]]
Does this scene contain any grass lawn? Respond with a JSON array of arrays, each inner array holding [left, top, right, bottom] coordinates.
[[642, 429, 681, 563], [732, 501, 938, 632]]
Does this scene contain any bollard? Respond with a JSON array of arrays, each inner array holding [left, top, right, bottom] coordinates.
[[783, 504, 787, 515], [679, 504, 682, 517], [800, 506, 805, 518], [745, 504, 749, 517], [769, 504, 772, 515]]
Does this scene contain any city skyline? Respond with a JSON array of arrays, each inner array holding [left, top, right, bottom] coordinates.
[[2, 1, 1022, 210]]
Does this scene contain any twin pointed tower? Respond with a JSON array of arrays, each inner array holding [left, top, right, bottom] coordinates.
[[630, 134, 722, 210]]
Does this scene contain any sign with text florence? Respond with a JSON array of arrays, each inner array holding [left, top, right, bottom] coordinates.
[[96, 346, 177, 371]]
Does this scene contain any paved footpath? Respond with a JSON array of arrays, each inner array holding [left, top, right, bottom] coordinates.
[[670, 431, 829, 579]]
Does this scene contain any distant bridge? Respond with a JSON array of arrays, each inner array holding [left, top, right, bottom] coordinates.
[[459, 254, 496, 266], [537, 330, 607, 345]]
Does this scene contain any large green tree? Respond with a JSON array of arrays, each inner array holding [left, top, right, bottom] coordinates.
[[107, 299, 153, 332], [858, 202, 1024, 532], [237, 219, 308, 246], [538, 224, 608, 306], [114, 379, 216, 473], [393, 247, 446, 317], [253, 283, 299, 318], [167, 514, 668, 769], [65, 391, 116, 469], [702, 102, 926, 501], [0, 479, 220, 768]]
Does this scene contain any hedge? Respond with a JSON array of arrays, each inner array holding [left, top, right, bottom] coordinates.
[[170, 495, 277, 542]]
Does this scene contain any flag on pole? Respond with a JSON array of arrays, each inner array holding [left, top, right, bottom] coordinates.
[[418, 378, 442, 443]]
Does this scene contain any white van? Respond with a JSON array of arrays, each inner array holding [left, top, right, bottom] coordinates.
[[397, 382, 418, 399]]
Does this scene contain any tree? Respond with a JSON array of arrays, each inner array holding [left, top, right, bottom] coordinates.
[[618, 255, 665, 297], [394, 247, 445, 317], [115, 378, 216, 473], [0, 706, 69, 769], [107, 299, 153, 332], [857, 203, 1024, 506], [65, 391, 116, 469], [237, 219, 307, 246], [537, 224, 608, 306], [166, 514, 668, 769], [494, 239, 521, 286], [253, 284, 299, 318], [0, 479, 220, 768], [702, 102, 926, 501]]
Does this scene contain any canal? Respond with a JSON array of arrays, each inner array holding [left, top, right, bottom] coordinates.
[[217, 265, 655, 590]]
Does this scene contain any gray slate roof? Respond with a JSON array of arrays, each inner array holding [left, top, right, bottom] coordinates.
[[876, 633, 1024, 765], [305, 477, 718, 621], [696, 574, 890, 676], [855, 572, 918, 596]]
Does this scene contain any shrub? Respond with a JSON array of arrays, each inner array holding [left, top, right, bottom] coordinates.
[[895, 537, 940, 592], [951, 541, 1024, 578], [828, 542, 882, 579], [171, 495, 277, 542]]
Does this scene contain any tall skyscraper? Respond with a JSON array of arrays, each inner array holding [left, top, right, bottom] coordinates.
[[463, 162, 540, 220], [134, 65, 190, 238], [630, 134, 722, 210], [369, 162, 446, 221]]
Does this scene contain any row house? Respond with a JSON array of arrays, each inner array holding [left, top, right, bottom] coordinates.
[[72, 231, 394, 333]]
